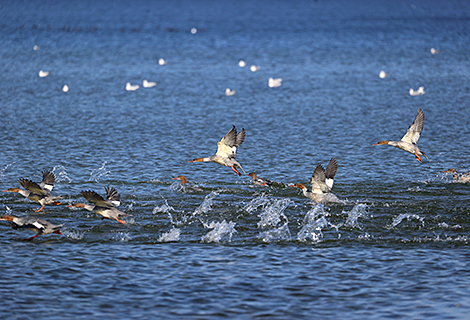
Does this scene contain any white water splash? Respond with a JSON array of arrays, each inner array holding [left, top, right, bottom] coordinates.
[[0, 162, 16, 178], [89, 161, 110, 182], [297, 205, 329, 242], [170, 180, 183, 192], [389, 213, 425, 228], [201, 220, 237, 243], [52, 165, 72, 183], [344, 203, 368, 229], [112, 232, 131, 242], [259, 222, 291, 242], [243, 194, 271, 214], [4, 206, 13, 215], [192, 190, 219, 217], [158, 228, 181, 242], [64, 229, 85, 240], [257, 198, 292, 229], [153, 198, 175, 214]]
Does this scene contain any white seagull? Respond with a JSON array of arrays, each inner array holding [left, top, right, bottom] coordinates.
[[126, 82, 139, 91], [143, 80, 156, 88]]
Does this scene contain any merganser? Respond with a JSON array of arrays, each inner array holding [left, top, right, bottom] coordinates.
[[172, 175, 203, 191], [2, 170, 62, 212], [247, 172, 272, 187], [442, 168, 470, 182], [189, 125, 246, 176], [67, 186, 129, 224], [373, 108, 428, 163], [0, 215, 62, 241], [290, 157, 340, 204]]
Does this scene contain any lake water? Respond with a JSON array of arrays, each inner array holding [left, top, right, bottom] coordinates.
[[1, 0, 470, 318]]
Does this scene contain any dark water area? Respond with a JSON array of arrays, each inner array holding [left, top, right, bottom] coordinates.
[[1, 0, 470, 318]]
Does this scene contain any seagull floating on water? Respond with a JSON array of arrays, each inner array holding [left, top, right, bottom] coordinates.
[[379, 70, 389, 79], [409, 86, 425, 96], [250, 65, 260, 72], [39, 70, 50, 78], [373, 109, 428, 163], [268, 77, 282, 88], [67, 186, 129, 224], [289, 157, 340, 204], [189, 125, 246, 176], [0, 215, 63, 241], [158, 58, 167, 66], [238, 60, 246, 67], [143, 80, 156, 88], [62, 85, 69, 92], [225, 88, 236, 96], [2, 170, 62, 212], [126, 82, 139, 91], [430, 48, 440, 54]]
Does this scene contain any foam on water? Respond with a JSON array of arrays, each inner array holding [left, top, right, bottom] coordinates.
[[258, 222, 291, 242], [64, 228, 85, 240], [201, 220, 237, 243], [158, 228, 181, 242], [256, 198, 292, 229], [0, 162, 16, 179], [112, 232, 131, 242]]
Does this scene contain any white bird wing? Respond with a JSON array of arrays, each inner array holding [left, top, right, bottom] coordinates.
[[401, 109, 424, 145], [215, 126, 245, 158]]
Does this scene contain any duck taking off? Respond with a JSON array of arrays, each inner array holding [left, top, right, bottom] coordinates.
[[67, 186, 129, 224], [0, 215, 62, 241], [290, 157, 340, 204], [247, 172, 272, 187], [2, 170, 62, 212], [373, 109, 428, 163], [442, 168, 470, 183], [189, 125, 246, 176]]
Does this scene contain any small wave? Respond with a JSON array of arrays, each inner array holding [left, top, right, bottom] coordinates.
[[89, 161, 110, 182], [158, 228, 181, 242], [201, 220, 237, 243]]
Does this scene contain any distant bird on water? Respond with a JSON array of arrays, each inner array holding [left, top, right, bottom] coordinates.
[[143, 80, 156, 88], [2, 170, 62, 212], [225, 88, 236, 96], [268, 77, 282, 88], [373, 109, 428, 163], [0, 215, 62, 241], [126, 82, 139, 91], [409, 86, 425, 96], [189, 125, 246, 176], [39, 70, 50, 78]]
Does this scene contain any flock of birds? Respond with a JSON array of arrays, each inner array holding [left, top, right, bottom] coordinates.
[[1, 107, 468, 240]]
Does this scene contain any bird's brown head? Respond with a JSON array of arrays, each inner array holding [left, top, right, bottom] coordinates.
[[172, 175, 188, 184], [0, 215, 14, 222], [372, 140, 389, 146], [289, 183, 305, 189], [2, 187, 20, 193], [247, 172, 257, 179], [442, 168, 457, 173], [189, 158, 204, 163], [66, 203, 85, 208]]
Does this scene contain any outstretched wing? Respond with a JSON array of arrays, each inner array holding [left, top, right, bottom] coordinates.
[[324, 157, 338, 190], [18, 179, 46, 195], [401, 109, 424, 145], [81, 190, 112, 207], [216, 125, 245, 158], [39, 170, 56, 193], [105, 186, 121, 207], [310, 164, 328, 194]]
